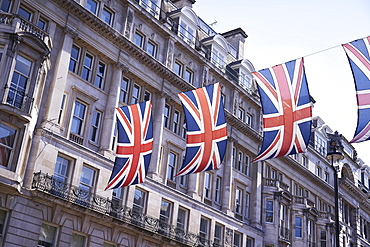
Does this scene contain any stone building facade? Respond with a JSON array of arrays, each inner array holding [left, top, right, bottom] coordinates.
[[0, 0, 370, 246]]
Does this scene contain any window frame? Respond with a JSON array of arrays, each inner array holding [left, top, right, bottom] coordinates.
[[38, 223, 58, 247], [86, 0, 99, 15], [295, 216, 303, 238], [133, 188, 147, 214], [0, 122, 18, 168], [266, 199, 274, 223], [90, 110, 102, 143]]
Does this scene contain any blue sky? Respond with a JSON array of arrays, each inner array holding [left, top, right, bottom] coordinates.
[[193, 0, 370, 164]]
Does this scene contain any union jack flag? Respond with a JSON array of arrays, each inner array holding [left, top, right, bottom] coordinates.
[[105, 101, 153, 189], [252, 58, 312, 162], [342, 36, 370, 143], [176, 83, 227, 176]]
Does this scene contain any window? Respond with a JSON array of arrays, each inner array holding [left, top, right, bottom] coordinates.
[[0, 123, 17, 167], [79, 165, 96, 201], [316, 166, 322, 178], [159, 200, 172, 226], [215, 176, 221, 204], [139, 0, 160, 18], [70, 101, 87, 136], [103, 242, 116, 247], [320, 230, 326, 247], [71, 233, 86, 247], [233, 231, 242, 247], [184, 69, 194, 84], [266, 199, 274, 223], [57, 94, 67, 125], [204, 172, 212, 199], [144, 90, 151, 101], [174, 61, 182, 76], [133, 188, 146, 214], [81, 53, 93, 82], [214, 223, 223, 245], [246, 113, 252, 127], [236, 152, 242, 171], [239, 72, 252, 90], [324, 172, 329, 183], [102, 7, 113, 25], [111, 187, 123, 216], [308, 219, 314, 243], [146, 41, 157, 57], [37, 17, 47, 31], [211, 49, 225, 69], [179, 21, 195, 46], [237, 108, 245, 122], [131, 84, 141, 104], [177, 207, 188, 231], [90, 110, 102, 143], [86, 0, 98, 15], [235, 188, 242, 216], [0, 209, 7, 236], [244, 192, 250, 219], [167, 152, 177, 181], [1, 0, 11, 12], [163, 104, 170, 128], [54, 156, 70, 183], [134, 32, 144, 48], [172, 110, 180, 134], [18, 5, 32, 21], [244, 155, 250, 176], [94, 61, 106, 89], [199, 217, 210, 241], [38, 223, 57, 247], [302, 155, 308, 167], [120, 77, 129, 103], [69, 45, 80, 73], [7, 54, 33, 109], [246, 236, 254, 247], [295, 216, 302, 238]]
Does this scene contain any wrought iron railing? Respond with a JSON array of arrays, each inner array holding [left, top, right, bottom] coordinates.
[[32, 171, 224, 247], [3, 86, 34, 113], [279, 226, 290, 242]]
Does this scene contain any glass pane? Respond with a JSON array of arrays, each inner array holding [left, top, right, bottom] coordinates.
[[71, 233, 86, 247], [80, 166, 95, 186], [38, 223, 57, 244], [1, 0, 11, 12], [18, 6, 31, 21], [54, 156, 69, 182], [15, 55, 32, 76], [86, 0, 98, 14], [102, 9, 112, 25]]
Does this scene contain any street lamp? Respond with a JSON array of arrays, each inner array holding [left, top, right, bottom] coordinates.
[[326, 131, 344, 247]]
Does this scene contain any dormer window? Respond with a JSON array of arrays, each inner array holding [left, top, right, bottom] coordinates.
[[211, 48, 226, 70], [169, 6, 198, 48], [179, 21, 195, 47]]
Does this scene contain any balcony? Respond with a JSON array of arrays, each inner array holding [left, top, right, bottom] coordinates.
[[32, 172, 224, 247], [279, 226, 291, 243], [0, 13, 52, 50], [3, 86, 34, 114]]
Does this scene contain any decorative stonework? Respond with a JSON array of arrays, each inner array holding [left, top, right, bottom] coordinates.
[[166, 39, 174, 68], [124, 8, 134, 39]]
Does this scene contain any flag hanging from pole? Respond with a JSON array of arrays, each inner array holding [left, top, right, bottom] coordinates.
[[342, 36, 370, 143], [252, 58, 312, 162], [105, 101, 153, 190], [176, 83, 227, 176]]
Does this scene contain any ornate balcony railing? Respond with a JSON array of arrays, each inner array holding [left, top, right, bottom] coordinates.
[[279, 226, 290, 242], [32, 171, 224, 247], [3, 86, 34, 113]]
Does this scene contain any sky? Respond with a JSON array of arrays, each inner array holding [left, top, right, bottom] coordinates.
[[192, 0, 370, 164]]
